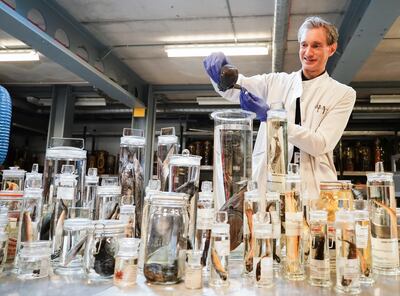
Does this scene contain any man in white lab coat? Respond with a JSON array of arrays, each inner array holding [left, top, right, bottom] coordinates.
[[203, 16, 356, 199]]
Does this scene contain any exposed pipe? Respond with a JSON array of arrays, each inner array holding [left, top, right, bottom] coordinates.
[[272, 0, 291, 72]]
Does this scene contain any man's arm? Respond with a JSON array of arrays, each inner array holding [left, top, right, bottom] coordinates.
[[288, 88, 356, 157]]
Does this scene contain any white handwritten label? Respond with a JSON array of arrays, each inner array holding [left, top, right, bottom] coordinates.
[[355, 224, 369, 249]]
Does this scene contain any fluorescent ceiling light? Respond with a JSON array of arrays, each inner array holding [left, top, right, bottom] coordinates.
[[370, 94, 400, 103], [196, 96, 239, 105], [165, 43, 269, 57], [0, 50, 39, 61]]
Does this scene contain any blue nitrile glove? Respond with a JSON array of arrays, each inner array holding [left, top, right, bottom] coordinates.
[[240, 88, 269, 121], [203, 52, 229, 84]]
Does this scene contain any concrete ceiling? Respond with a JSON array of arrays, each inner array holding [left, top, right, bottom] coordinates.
[[0, 0, 400, 109]]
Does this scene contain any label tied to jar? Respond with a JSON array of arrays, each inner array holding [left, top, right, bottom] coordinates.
[[371, 237, 400, 268], [355, 224, 369, 249], [285, 212, 302, 236], [253, 257, 273, 282], [214, 240, 230, 257], [310, 259, 330, 280], [57, 186, 74, 200], [339, 258, 359, 281], [269, 211, 281, 239]]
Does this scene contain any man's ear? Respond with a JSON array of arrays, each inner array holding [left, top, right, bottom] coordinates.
[[328, 43, 337, 57]]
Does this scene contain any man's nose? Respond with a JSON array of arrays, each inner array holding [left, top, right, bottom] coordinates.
[[304, 46, 314, 56]]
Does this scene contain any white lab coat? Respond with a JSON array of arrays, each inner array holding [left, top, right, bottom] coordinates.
[[212, 70, 356, 199]]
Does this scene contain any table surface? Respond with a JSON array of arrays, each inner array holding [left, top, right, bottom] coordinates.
[[0, 261, 399, 296]]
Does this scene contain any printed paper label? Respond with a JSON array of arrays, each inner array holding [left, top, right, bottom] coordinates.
[[355, 224, 369, 249], [371, 237, 399, 268], [57, 186, 74, 200], [214, 240, 230, 257], [310, 259, 330, 280]]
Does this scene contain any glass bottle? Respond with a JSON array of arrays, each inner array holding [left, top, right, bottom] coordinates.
[[157, 127, 178, 191], [284, 164, 304, 280], [95, 176, 121, 220], [253, 212, 274, 288], [354, 208, 374, 284], [367, 162, 399, 275], [1, 166, 26, 191], [114, 238, 140, 288], [0, 208, 8, 274], [243, 182, 260, 276], [195, 181, 214, 273], [185, 250, 203, 289], [17, 240, 51, 280], [266, 191, 281, 270], [309, 210, 331, 287], [143, 192, 190, 284], [51, 164, 78, 262], [209, 211, 230, 287], [119, 205, 135, 238], [83, 168, 98, 219], [335, 210, 361, 295]]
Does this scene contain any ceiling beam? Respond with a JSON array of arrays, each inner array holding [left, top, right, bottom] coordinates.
[[327, 0, 400, 84], [0, 1, 146, 107], [153, 84, 215, 94], [272, 0, 291, 72]]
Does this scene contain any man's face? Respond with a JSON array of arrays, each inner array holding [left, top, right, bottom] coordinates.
[[298, 27, 337, 79]]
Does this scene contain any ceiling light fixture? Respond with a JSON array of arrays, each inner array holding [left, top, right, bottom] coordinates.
[[370, 94, 400, 104], [196, 96, 239, 105], [165, 43, 269, 57], [0, 49, 40, 62]]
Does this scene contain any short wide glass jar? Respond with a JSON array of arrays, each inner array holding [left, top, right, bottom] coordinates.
[[18, 241, 51, 280]]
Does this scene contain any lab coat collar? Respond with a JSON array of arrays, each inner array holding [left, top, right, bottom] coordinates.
[[302, 70, 329, 89]]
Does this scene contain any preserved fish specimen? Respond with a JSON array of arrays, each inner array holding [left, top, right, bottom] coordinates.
[[266, 192, 281, 268], [157, 127, 178, 191]]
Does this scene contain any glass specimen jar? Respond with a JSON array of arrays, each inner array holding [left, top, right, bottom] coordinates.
[[209, 211, 230, 288], [211, 109, 254, 210], [157, 127, 178, 191], [354, 208, 373, 284], [1, 166, 26, 192], [94, 176, 121, 220], [55, 218, 91, 275], [83, 168, 99, 218], [84, 220, 125, 281], [114, 238, 140, 288], [119, 204, 135, 238], [367, 162, 399, 275], [309, 210, 331, 287], [17, 240, 51, 280], [253, 212, 274, 288], [184, 250, 203, 289], [143, 192, 190, 284], [335, 210, 361, 295]]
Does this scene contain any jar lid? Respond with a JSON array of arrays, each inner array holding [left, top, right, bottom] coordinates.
[[120, 128, 145, 146], [85, 168, 99, 184], [169, 149, 201, 167], [150, 192, 189, 206], [158, 135, 178, 145], [46, 147, 87, 159], [64, 218, 92, 231], [93, 220, 125, 235], [2, 166, 26, 178], [97, 176, 121, 195], [266, 191, 279, 201], [309, 210, 328, 222], [319, 181, 343, 190], [211, 109, 256, 122]]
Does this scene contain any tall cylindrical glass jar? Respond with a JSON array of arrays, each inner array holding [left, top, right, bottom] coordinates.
[[168, 149, 201, 248], [211, 110, 254, 210], [309, 210, 330, 287], [157, 127, 178, 191], [83, 168, 99, 218], [95, 176, 121, 220], [367, 162, 399, 275], [119, 128, 145, 237], [335, 210, 360, 295]]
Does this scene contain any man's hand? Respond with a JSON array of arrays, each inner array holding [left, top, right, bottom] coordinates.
[[203, 52, 229, 84], [240, 88, 269, 121]]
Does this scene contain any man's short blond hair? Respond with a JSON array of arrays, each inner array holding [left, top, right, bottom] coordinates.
[[297, 16, 339, 45]]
